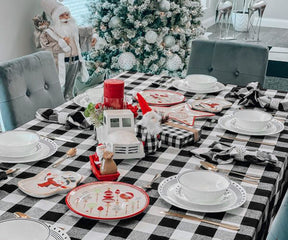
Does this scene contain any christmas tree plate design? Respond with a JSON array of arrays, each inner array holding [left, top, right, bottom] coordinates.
[[137, 89, 185, 106], [65, 181, 150, 220], [18, 169, 82, 198]]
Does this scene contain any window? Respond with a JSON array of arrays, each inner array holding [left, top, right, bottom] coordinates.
[[122, 118, 132, 127], [62, 0, 91, 25], [110, 118, 120, 128], [201, 0, 208, 10]]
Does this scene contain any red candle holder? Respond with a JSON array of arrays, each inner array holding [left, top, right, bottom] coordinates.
[[104, 79, 124, 109]]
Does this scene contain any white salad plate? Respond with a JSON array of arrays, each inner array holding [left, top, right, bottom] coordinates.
[[158, 175, 246, 213], [0, 218, 50, 240], [0, 137, 57, 163], [73, 86, 104, 108], [218, 115, 284, 136], [47, 224, 70, 240], [172, 79, 225, 94]]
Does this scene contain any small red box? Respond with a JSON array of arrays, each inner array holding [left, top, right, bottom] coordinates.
[[89, 154, 120, 181]]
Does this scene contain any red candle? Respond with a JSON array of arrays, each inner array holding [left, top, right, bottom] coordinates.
[[104, 79, 124, 109]]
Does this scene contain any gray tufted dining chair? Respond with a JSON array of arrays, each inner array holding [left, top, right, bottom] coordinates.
[[186, 39, 269, 87], [0, 51, 65, 131]]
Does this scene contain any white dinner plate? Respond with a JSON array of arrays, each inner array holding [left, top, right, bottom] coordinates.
[[47, 224, 70, 240], [0, 138, 57, 163], [218, 115, 284, 136], [73, 86, 104, 108], [172, 79, 225, 94], [158, 175, 246, 213], [0, 143, 42, 158]]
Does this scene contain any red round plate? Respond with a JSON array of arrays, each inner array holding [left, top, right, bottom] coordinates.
[[65, 181, 149, 220], [137, 89, 185, 106]]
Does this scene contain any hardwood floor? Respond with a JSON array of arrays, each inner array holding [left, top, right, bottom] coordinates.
[[207, 24, 288, 48]]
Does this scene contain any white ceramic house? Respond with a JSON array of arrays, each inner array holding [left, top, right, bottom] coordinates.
[[97, 109, 145, 159]]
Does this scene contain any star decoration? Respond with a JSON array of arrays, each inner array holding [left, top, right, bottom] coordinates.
[[151, 103, 215, 126]]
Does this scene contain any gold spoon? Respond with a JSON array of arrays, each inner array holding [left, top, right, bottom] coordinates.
[[52, 148, 77, 168], [141, 173, 161, 190]]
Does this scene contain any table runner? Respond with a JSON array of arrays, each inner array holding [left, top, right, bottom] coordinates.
[[0, 71, 288, 240]]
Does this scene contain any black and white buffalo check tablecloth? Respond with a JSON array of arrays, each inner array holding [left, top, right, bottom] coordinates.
[[1, 71, 288, 240]]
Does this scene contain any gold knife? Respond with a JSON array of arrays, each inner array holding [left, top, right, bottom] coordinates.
[[162, 211, 240, 231]]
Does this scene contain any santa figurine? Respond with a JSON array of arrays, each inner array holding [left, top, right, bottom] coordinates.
[[39, 0, 96, 100], [96, 143, 106, 164], [137, 93, 162, 136]]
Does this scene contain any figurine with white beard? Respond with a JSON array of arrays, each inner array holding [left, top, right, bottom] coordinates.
[[40, 0, 96, 100]]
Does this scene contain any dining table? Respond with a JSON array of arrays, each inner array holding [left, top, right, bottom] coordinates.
[[0, 71, 288, 240]]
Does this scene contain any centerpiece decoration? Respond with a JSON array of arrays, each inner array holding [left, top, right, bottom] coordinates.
[[85, 78, 144, 179]]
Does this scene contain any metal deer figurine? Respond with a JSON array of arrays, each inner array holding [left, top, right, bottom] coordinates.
[[215, 0, 233, 39], [247, 0, 267, 41]]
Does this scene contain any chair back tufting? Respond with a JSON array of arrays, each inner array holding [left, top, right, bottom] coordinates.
[[0, 51, 65, 131], [187, 39, 269, 87]]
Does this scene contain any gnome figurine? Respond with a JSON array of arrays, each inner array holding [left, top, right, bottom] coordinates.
[[137, 93, 162, 135], [136, 93, 162, 154]]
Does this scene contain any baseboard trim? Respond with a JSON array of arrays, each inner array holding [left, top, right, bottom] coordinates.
[[250, 17, 288, 29]]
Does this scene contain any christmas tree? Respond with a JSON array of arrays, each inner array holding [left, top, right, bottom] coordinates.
[[87, 0, 204, 78]]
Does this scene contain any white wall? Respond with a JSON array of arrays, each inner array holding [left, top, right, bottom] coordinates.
[[0, 0, 42, 62], [261, 0, 288, 28]]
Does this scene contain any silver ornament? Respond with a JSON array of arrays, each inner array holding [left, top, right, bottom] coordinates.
[[118, 52, 136, 70], [108, 16, 122, 28], [145, 31, 158, 44], [94, 36, 107, 50], [166, 54, 182, 71], [159, 0, 170, 12], [164, 35, 175, 48]]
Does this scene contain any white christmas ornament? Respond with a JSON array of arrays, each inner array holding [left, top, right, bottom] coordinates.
[[108, 16, 122, 28], [118, 52, 136, 70], [94, 36, 107, 50], [145, 31, 158, 44], [159, 0, 171, 12], [166, 54, 182, 71], [164, 35, 175, 48]]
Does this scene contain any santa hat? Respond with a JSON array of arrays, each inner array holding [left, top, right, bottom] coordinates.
[[136, 93, 152, 115], [42, 0, 70, 19]]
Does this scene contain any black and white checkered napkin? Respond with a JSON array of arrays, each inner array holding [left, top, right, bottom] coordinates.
[[232, 82, 288, 111], [193, 142, 278, 166], [36, 108, 91, 130]]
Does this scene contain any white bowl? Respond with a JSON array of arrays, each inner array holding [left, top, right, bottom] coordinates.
[[234, 109, 273, 132], [185, 74, 217, 90], [0, 130, 40, 156], [0, 218, 50, 240], [177, 170, 230, 204]]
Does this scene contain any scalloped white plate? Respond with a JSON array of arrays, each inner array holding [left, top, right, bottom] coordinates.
[[0, 138, 57, 163], [173, 80, 225, 93], [73, 86, 103, 108], [158, 175, 246, 213], [47, 224, 70, 240], [218, 115, 284, 136]]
